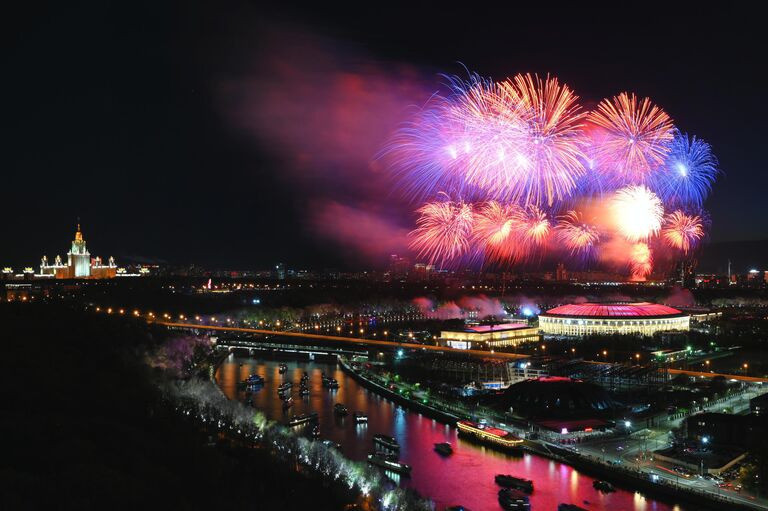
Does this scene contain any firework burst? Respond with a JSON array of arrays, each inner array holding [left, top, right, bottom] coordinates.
[[471, 201, 521, 262], [610, 185, 664, 242], [380, 67, 720, 278], [652, 130, 719, 207], [662, 210, 705, 254], [588, 92, 674, 184], [555, 210, 600, 260], [409, 199, 474, 265], [492, 73, 589, 206]]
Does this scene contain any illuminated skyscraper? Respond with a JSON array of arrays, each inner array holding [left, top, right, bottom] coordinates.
[[39, 224, 116, 279]]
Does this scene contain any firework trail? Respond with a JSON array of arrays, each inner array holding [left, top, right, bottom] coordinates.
[[662, 210, 705, 254], [409, 199, 474, 265], [652, 130, 719, 207], [555, 210, 600, 260], [630, 242, 653, 280], [588, 92, 674, 184], [610, 185, 664, 242]]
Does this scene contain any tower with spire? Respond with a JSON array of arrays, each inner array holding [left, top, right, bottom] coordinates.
[[68, 223, 91, 277], [39, 222, 117, 279]]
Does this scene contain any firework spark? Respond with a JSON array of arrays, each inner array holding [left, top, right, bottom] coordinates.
[[652, 130, 719, 207], [555, 210, 600, 259], [409, 199, 474, 265], [662, 210, 705, 254], [588, 92, 674, 184], [610, 185, 664, 241]]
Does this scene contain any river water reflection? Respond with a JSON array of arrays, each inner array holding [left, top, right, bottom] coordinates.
[[216, 355, 682, 511]]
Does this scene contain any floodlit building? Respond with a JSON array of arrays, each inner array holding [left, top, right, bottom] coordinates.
[[538, 302, 689, 336], [439, 322, 540, 349], [39, 224, 117, 279]]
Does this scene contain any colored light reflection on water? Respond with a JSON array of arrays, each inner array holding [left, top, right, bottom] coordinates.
[[217, 356, 682, 511]]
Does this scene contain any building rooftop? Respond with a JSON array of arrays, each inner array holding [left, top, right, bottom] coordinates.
[[541, 302, 685, 319], [449, 322, 532, 333]]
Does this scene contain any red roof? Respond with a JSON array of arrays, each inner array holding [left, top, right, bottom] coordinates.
[[541, 302, 684, 319]]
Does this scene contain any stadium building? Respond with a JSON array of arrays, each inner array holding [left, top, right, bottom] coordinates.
[[538, 302, 689, 336]]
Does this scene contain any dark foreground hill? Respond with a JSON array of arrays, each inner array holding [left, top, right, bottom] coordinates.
[[0, 304, 349, 511]]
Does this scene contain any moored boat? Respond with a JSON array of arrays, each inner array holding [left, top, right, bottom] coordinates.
[[288, 412, 318, 427], [353, 411, 368, 423], [277, 382, 292, 393], [558, 504, 588, 511], [373, 434, 400, 453], [495, 474, 534, 493], [367, 453, 411, 475], [434, 442, 453, 456], [278, 363, 288, 374], [498, 488, 531, 510], [456, 420, 524, 451], [593, 480, 615, 492], [334, 403, 349, 416]]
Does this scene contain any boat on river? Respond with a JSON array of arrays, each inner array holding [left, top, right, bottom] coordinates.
[[498, 488, 531, 510], [277, 382, 292, 393], [434, 442, 453, 456], [333, 403, 349, 416], [495, 474, 533, 493], [237, 374, 264, 388], [367, 453, 411, 475], [373, 434, 400, 453], [593, 480, 615, 492], [353, 411, 368, 423], [278, 363, 288, 374], [457, 420, 524, 452], [558, 504, 588, 511], [288, 412, 318, 427]]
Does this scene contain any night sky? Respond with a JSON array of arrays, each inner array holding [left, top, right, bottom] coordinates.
[[4, 3, 765, 270]]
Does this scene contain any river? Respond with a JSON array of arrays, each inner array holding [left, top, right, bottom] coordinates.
[[216, 354, 682, 511]]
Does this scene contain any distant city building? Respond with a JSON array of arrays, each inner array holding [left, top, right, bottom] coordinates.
[[388, 254, 410, 280], [439, 322, 540, 349], [39, 224, 116, 279], [274, 263, 285, 280], [539, 302, 690, 336]]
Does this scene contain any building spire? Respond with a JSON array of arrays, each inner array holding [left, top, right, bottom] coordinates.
[[75, 218, 83, 242]]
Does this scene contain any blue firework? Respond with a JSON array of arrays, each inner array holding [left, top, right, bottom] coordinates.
[[652, 130, 719, 207]]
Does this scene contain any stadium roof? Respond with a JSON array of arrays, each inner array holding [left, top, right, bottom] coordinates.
[[540, 302, 685, 319]]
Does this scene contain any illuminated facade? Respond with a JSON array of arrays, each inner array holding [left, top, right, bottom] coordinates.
[[439, 322, 540, 349], [539, 302, 689, 336], [39, 224, 117, 279]]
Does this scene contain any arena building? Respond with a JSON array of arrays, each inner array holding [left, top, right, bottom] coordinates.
[[538, 302, 689, 336]]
